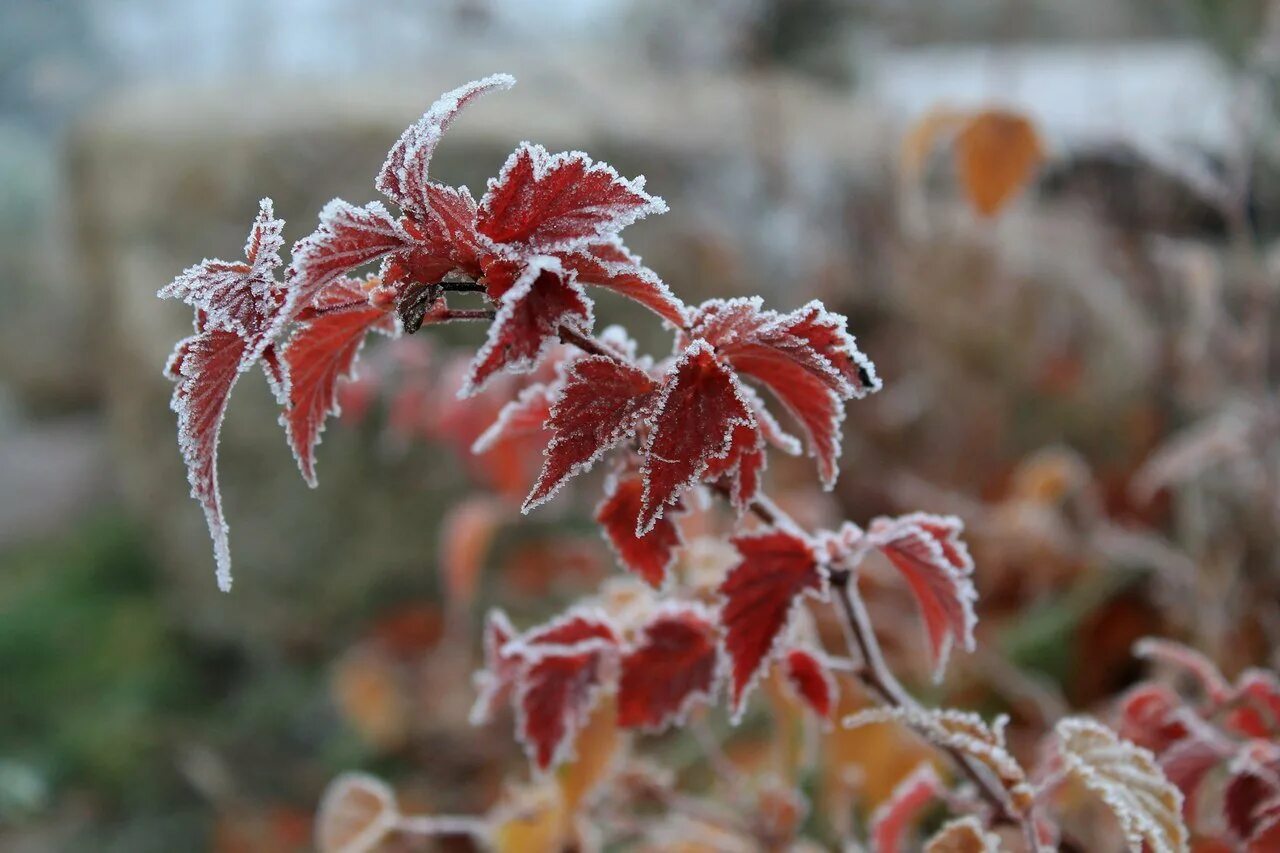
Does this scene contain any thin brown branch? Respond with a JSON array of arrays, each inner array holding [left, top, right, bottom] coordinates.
[[828, 568, 1020, 826], [435, 307, 497, 323]]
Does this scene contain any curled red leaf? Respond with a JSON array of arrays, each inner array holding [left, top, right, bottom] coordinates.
[[377, 73, 515, 218], [867, 513, 977, 680], [783, 648, 836, 720]]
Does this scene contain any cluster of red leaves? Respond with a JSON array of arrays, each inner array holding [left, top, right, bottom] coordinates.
[[468, 509, 976, 770], [157, 75, 984, 786], [469, 602, 831, 772], [1116, 639, 1280, 850]]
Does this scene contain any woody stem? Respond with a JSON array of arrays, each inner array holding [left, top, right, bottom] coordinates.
[[828, 567, 1020, 826]]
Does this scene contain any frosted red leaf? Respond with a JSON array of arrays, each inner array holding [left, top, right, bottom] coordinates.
[[289, 200, 412, 312], [557, 237, 685, 326], [869, 763, 943, 853], [472, 608, 619, 732], [1226, 670, 1280, 739], [701, 420, 766, 514], [463, 259, 593, 395], [782, 648, 836, 720], [523, 610, 619, 648], [867, 513, 977, 680], [282, 277, 395, 487], [158, 198, 288, 340], [469, 609, 521, 726], [478, 143, 667, 251], [164, 328, 250, 593], [376, 73, 515, 218], [638, 341, 755, 535], [687, 297, 879, 488], [717, 528, 826, 719], [1224, 741, 1280, 840], [616, 603, 720, 731], [524, 355, 658, 511], [515, 640, 615, 771], [596, 473, 683, 589], [1116, 683, 1192, 754], [158, 200, 292, 592]]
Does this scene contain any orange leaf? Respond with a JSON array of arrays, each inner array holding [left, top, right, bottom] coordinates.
[[557, 694, 624, 815], [439, 496, 502, 613], [491, 783, 569, 853], [954, 109, 1045, 217]]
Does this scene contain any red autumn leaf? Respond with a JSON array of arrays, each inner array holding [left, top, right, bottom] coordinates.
[[1221, 740, 1280, 841], [557, 237, 685, 326], [471, 607, 620, 730], [515, 639, 616, 771], [524, 355, 658, 510], [596, 473, 683, 589], [638, 341, 755, 535], [701, 420, 766, 514], [1158, 729, 1229, 806], [1116, 683, 1192, 754], [867, 513, 977, 680], [478, 143, 667, 250], [289, 200, 413, 313], [617, 603, 719, 731], [869, 763, 943, 853], [164, 328, 250, 593], [159, 200, 288, 592], [687, 298, 879, 488], [523, 610, 619, 647], [281, 277, 395, 487], [376, 73, 515, 218], [463, 258, 593, 395], [158, 198, 288, 340], [470, 609, 521, 726], [377, 183, 488, 308], [783, 648, 836, 720], [718, 528, 826, 718], [1226, 670, 1280, 739]]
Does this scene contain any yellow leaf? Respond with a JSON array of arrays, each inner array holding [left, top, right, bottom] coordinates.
[[1056, 717, 1188, 853], [820, 677, 937, 815], [491, 783, 569, 853], [557, 695, 624, 815], [954, 109, 1045, 217]]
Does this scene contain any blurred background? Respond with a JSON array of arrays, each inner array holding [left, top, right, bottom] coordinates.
[[2, 0, 1279, 849]]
